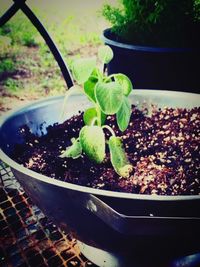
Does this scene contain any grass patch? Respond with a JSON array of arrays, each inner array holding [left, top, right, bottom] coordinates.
[[0, 59, 15, 73], [0, 11, 39, 47], [4, 78, 23, 93], [0, 1, 109, 114]]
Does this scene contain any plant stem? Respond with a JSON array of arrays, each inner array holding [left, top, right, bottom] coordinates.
[[102, 125, 116, 137], [96, 105, 102, 126], [90, 117, 98, 126], [96, 67, 103, 82], [104, 74, 116, 83]]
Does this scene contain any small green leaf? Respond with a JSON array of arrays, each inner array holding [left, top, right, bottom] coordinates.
[[83, 107, 97, 125], [84, 73, 98, 103], [84, 68, 103, 103], [80, 126, 105, 163], [60, 138, 82, 159], [98, 45, 114, 64], [95, 81, 123, 115], [83, 107, 106, 126], [99, 108, 107, 125], [114, 73, 133, 96], [72, 57, 96, 84], [108, 136, 133, 177], [117, 97, 131, 131]]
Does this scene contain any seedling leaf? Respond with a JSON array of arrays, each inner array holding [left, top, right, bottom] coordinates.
[[95, 81, 123, 115], [83, 107, 106, 126], [72, 57, 96, 84], [60, 138, 82, 159], [84, 75, 98, 103], [98, 45, 114, 64], [80, 126, 105, 163], [83, 107, 97, 125], [108, 136, 133, 177], [117, 96, 131, 131], [114, 73, 133, 96]]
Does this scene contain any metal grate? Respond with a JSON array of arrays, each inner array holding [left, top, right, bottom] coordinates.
[[0, 161, 97, 267]]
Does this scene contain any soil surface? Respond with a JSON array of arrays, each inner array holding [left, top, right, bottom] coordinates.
[[12, 105, 200, 196]]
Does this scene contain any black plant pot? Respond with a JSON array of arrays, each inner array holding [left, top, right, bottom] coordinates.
[[1, 91, 200, 267], [102, 29, 200, 93]]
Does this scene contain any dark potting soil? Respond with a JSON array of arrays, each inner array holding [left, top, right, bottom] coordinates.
[[12, 105, 200, 196]]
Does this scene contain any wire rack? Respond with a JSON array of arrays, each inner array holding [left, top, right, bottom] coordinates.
[[1, 163, 200, 267], [0, 161, 97, 267]]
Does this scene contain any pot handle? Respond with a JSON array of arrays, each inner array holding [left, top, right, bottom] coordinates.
[[82, 193, 200, 236]]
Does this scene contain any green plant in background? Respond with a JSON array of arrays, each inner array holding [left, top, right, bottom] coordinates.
[[4, 78, 22, 92], [60, 45, 133, 177], [0, 36, 16, 74], [102, 0, 200, 47], [0, 3, 104, 100], [0, 36, 12, 55], [0, 12, 38, 84], [0, 59, 15, 73], [0, 11, 39, 47]]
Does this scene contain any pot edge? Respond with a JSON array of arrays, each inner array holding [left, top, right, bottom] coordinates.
[[0, 90, 200, 202], [102, 28, 199, 53]]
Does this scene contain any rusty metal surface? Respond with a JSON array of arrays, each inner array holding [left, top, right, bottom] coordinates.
[[0, 161, 96, 267]]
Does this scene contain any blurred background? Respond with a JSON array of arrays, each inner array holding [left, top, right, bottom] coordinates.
[[0, 0, 116, 114]]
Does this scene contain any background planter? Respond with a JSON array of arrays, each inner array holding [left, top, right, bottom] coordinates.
[[102, 29, 200, 93], [1, 91, 200, 267]]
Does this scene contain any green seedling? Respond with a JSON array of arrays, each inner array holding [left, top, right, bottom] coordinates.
[[60, 45, 133, 178]]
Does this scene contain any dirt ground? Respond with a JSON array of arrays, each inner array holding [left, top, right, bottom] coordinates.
[[0, 44, 99, 117]]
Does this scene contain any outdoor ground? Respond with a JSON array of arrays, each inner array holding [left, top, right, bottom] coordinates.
[[0, 0, 115, 115]]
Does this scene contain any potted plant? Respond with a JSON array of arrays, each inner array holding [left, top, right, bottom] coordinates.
[[101, 0, 200, 92], [0, 46, 200, 267]]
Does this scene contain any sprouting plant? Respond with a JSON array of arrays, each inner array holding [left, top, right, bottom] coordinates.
[[60, 45, 133, 178]]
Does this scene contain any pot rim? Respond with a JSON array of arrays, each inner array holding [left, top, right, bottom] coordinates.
[[0, 90, 200, 201], [102, 28, 198, 53]]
